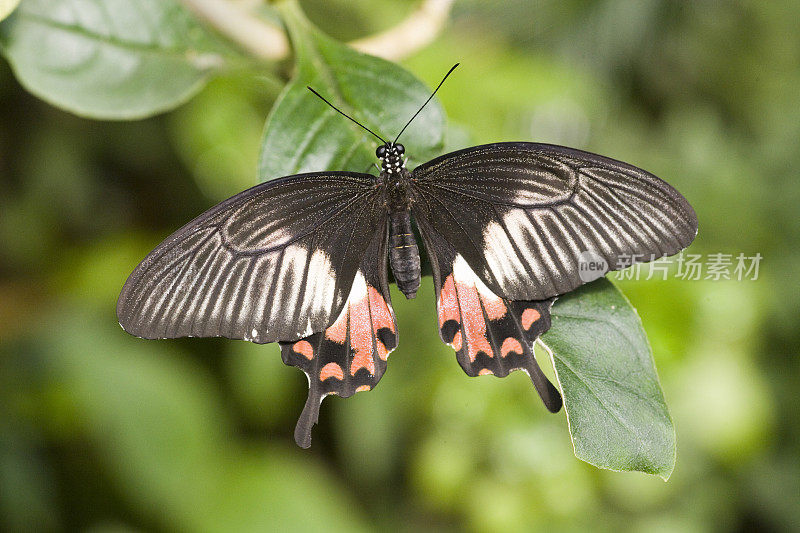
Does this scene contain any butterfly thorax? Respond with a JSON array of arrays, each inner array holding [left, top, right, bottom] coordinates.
[[377, 143, 420, 299], [381, 168, 412, 211]]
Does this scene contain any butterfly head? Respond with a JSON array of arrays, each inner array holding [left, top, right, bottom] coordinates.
[[376, 143, 406, 175]]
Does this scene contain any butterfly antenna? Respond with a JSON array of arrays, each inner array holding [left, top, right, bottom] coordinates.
[[307, 86, 387, 144], [394, 63, 459, 144]]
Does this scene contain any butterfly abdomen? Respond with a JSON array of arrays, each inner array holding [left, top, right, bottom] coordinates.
[[389, 210, 421, 299]]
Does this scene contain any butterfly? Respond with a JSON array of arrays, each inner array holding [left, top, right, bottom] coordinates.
[[117, 65, 698, 448]]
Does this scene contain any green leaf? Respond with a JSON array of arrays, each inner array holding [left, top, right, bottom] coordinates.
[[259, 0, 445, 181], [0, 0, 20, 22], [540, 279, 676, 480], [0, 0, 238, 119]]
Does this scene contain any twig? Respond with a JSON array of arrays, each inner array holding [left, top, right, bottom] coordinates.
[[179, 0, 290, 61], [178, 0, 454, 62], [351, 0, 455, 60]]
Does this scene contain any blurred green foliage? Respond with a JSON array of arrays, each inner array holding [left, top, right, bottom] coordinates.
[[260, 0, 445, 180], [0, 0, 241, 119], [1, 0, 798, 531]]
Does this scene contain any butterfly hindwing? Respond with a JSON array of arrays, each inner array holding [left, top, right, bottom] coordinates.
[[279, 221, 398, 448], [117, 172, 385, 344], [419, 223, 562, 412], [411, 142, 698, 301]]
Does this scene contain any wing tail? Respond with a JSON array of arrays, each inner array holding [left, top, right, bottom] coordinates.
[[294, 379, 321, 449]]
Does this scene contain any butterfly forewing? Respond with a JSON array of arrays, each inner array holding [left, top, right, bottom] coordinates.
[[410, 142, 698, 301], [117, 172, 385, 344]]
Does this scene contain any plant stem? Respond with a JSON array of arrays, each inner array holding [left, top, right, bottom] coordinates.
[[179, 0, 289, 61], [178, 0, 454, 61], [351, 0, 455, 60]]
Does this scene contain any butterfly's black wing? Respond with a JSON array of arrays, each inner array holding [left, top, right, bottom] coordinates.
[[119, 172, 399, 448], [411, 142, 698, 301], [117, 172, 387, 344], [412, 142, 697, 409], [280, 221, 398, 447], [417, 221, 562, 412]]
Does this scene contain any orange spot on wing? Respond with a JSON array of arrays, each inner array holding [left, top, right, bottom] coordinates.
[[293, 340, 314, 360], [451, 330, 463, 351], [368, 287, 395, 332], [349, 290, 375, 376], [482, 294, 507, 321], [500, 337, 523, 358], [521, 308, 541, 330], [438, 275, 460, 327], [355, 385, 371, 392], [455, 280, 494, 361], [478, 368, 494, 376], [327, 280, 394, 377], [376, 340, 389, 361], [320, 363, 343, 381], [325, 313, 348, 343]]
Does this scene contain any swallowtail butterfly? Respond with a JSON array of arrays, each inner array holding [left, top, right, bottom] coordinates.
[[117, 65, 698, 447]]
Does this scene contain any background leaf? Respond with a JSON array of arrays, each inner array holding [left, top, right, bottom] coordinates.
[[0, 0, 239, 119], [0, 0, 20, 22], [541, 278, 676, 480], [258, 0, 445, 181]]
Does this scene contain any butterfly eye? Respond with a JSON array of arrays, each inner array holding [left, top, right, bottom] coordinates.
[[376, 145, 387, 158], [395, 144, 405, 155]]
